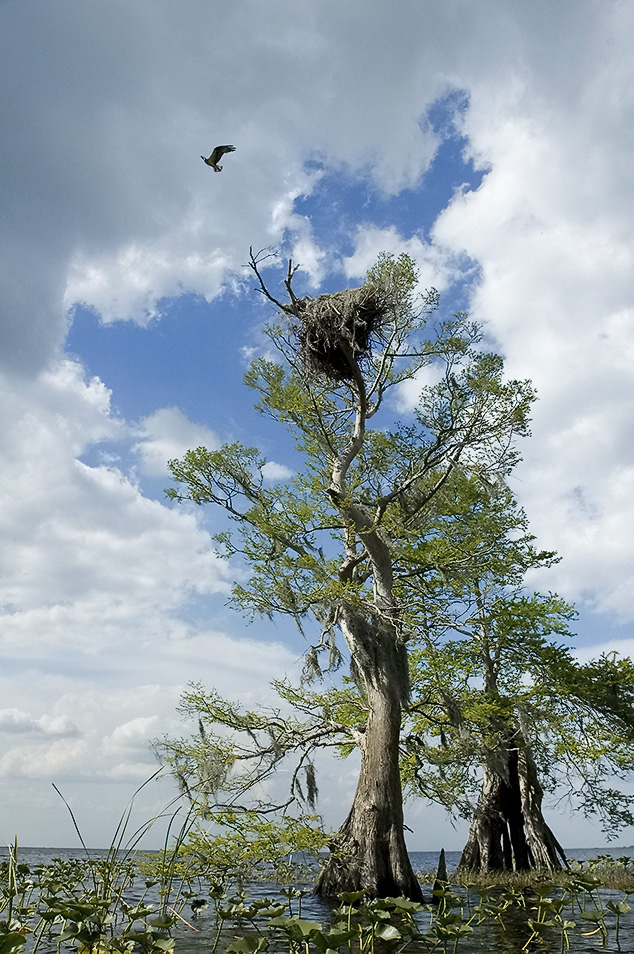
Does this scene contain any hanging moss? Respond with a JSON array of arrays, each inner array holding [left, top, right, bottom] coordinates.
[[292, 286, 391, 381]]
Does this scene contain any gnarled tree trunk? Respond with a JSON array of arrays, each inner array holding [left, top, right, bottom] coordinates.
[[314, 326, 424, 901], [460, 593, 567, 874], [458, 731, 566, 873], [315, 608, 423, 901]]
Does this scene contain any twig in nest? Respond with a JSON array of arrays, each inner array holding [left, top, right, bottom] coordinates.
[[293, 287, 391, 381]]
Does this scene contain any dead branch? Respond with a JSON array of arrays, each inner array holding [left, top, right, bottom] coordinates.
[[248, 246, 298, 314]]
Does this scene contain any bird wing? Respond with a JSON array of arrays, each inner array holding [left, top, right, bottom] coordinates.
[[211, 144, 235, 162]]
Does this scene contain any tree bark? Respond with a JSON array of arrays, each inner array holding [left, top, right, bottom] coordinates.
[[517, 742, 567, 870], [315, 683, 423, 900], [458, 733, 566, 873], [315, 338, 423, 900], [315, 609, 423, 901], [459, 599, 567, 874]]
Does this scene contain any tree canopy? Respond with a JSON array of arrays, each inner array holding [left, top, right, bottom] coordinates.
[[158, 250, 634, 887], [396, 471, 634, 869], [160, 251, 538, 895]]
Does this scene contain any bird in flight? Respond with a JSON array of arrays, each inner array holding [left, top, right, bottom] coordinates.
[[201, 144, 236, 172]]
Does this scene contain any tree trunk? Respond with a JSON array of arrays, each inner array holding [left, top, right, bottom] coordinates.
[[316, 681, 423, 900], [458, 735, 566, 873], [318, 362, 423, 899], [315, 608, 423, 901], [517, 742, 567, 870]]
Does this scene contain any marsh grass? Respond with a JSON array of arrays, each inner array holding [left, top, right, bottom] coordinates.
[[414, 855, 634, 892], [5, 829, 634, 954], [408, 858, 634, 952], [0, 778, 205, 954]]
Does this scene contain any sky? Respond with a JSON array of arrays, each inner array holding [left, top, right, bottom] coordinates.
[[1, 0, 633, 852]]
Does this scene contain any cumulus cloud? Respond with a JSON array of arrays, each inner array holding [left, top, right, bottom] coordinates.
[[396, 362, 448, 412], [428, 8, 634, 618], [342, 225, 461, 293], [0, 634, 299, 778], [134, 407, 219, 477], [0, 710, 77, 736], [0, 0, 442, 366], [262, 461, 294, 481], [0, 347, 295, 821], [102, 717, 161, 755], [0, 710, 38, 734], [2, 0, 622, 364]]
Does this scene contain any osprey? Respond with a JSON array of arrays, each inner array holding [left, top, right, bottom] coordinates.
[[201, 144, 236, 172]]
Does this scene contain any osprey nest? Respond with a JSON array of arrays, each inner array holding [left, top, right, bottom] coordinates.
[[293, 286, 392, 382]]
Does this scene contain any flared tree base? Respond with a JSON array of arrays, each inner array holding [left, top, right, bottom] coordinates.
[[315, 808, 424, 901], [458, 744, 566, 873]]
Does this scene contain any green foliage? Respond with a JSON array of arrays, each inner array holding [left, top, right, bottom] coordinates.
[[162, 249, 633, 880], [399, 473, 634, 835], [166, 254, 534, 644], [0, 783, 212, 954], [214, 873, 634, 954], [8, 838, 634, 954], [0, 841, 33, 954], [154, 681, 359, 820], [0, 840, 194, 954], [142, 814, 330, 890], [162, 253, 534, 694]]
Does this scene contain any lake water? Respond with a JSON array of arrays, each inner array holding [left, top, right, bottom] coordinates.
[[3, 845, 634, 953], [7, 843, 632, 872]]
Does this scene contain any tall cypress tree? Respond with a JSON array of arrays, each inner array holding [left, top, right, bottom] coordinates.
[[162, 252, 534, 896]]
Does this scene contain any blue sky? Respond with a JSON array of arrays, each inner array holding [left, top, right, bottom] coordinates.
[[1, 0, 634, 851]]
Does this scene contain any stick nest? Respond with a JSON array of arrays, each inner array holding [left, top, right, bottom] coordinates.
[[292, 286, 391, 381]]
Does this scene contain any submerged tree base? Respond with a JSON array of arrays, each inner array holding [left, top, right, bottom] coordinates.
[[315, 806, 424, 901], [458, 741, 567, 874], [316, 846, 424, 902]]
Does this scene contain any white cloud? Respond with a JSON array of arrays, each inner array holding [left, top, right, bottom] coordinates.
[[396, 363, 448, 412], [427, 11, 634, 619], [262, 461, 294, 481], [0, 708, 79, 738], [0, 635, 298, 766], [102, 717, 161, 755], [66, 246, 238, 327], [342, 226, 461, 294], [38, 715, 81, 737], [134, 407, 219, 477], [0, 359, 238, 829], [0, 710, 39, 734], [0, 348, 301, 843], [0, 0, 444, 366]]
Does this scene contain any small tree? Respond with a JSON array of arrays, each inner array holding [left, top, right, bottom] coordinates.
[[161, 251, 534, 897], [401, 475, 634, 871]]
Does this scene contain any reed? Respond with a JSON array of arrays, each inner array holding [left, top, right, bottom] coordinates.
[[0, 777, 201, 954]]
